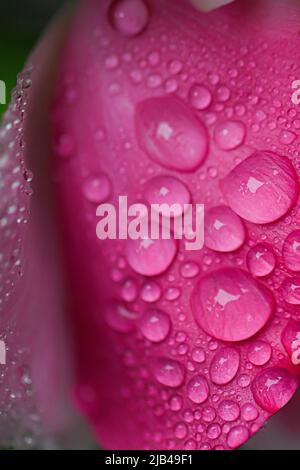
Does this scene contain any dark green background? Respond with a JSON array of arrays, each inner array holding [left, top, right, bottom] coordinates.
[[0, 0, 63, 118]]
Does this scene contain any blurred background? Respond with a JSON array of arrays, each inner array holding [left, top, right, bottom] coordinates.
[[0, 0, 63, 119]]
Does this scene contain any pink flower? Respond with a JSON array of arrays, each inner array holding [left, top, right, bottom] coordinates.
[[1, 0, 300, 449]]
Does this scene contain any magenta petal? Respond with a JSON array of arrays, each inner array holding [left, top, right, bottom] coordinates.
[[50, 0, 300, 450]]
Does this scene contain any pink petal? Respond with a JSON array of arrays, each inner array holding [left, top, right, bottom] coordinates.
[[49, 0, 300, 450]]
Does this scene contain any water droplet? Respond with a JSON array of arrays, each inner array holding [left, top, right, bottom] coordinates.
[[192, 347, 206, 363], [283, 230, 300, 272], [241, 403, 258, 421], [121, 279, 138, 302], [144, 175, 191, 218], [83, 173, 112, 203], [110, 0, 149, 37], [126, 237, 177, 276], [281, 276, 300, 305], [214, 121, 245, 150], [247, 340, 272, 366], [205, 206, 246, 252], [135, 97, 208, 171], [218, 400, 240, 422], [221, 151, 299, 224], [246, 243, 276, 277], [175, 422, 188, 439], [139, 309, 171, 342], [216, 85, 230, 102], [165, 287, 181, 301], [189, 84, 212, 110], [192, 268, 274, 342], [281, 320, 300, 365], [105, 302, 137, 333], [210, 347, 240, 385], [168, 60, 183, 75], [141, 281, 162, 303], [252, 367, 298, 412], [153, 357, 185, 387], [180, 262, 200, 279], [207, 423, 221, 440], [54, 134, 74, 158], [279, 130, 296, 145], [187, 374, 209, 404], [227, 426, 249, 449]]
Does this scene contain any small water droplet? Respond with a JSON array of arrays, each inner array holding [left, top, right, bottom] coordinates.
[[246, 243, 276, 277], [110, 0, 149, 37], [139, 309, 171, 342], [214, 120, 245, 150], [153, 357, 185, 387]]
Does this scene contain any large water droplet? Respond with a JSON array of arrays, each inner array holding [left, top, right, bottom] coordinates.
[[144, 175, 191, 218], [221, 151, 299, 224], [246, 243, 276, 277], [247, 340, 272, 366], [126, 237, 177, 276], [282, 320, 300, 365], [283, 230, 300, 272], [214, 121, 245, 150], [252, 367, 298, 412], [139, 309, 171, 342], [135, 97, 208, 172], [281, 276, 300, 305], [110, 0, 149, 37], [210, 347, 240, 385], [187, 375, 209, 404], [192, 268, 274, 342], [205, 206, 245, 252], [189, 84, 212, 110], [153, 357, 185, 387], [218, 400, 240, 422]]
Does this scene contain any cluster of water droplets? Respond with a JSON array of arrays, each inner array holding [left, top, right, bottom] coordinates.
[[52, 0, 300, 450], [0, 67, 45, 448]]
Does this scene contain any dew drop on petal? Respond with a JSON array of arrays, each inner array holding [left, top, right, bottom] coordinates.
[[282, 230, 300, 272], [210, 347, 240, 385], [218, 400, 240, 422], [252, 367, 298, 412], [246, 243, 276, 277], [192, 268, 274, 342], [153, 357, 185, 388], [135, 97, 208, 172], [126, 237, 177, 276], [189, 84, 212, 110], [139, 309, 171, 342], [241, 403, 258, 421], [83, 173, 111, 203], [105, 302, 137, 333], [180, 262, 200, 279], [110, 0, 149, 37], [144, 175, 191, 218], [187, 375, 209, 404], [227, 426, 249, 449], [281, 320, 300, 365], [247, 340, 272, 366], [221, 151, 299, 224], [214, 120, 245, 150], [141, 281, 162, 303], [281, 276, 300, 305], [204, 206, 245, 252]]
